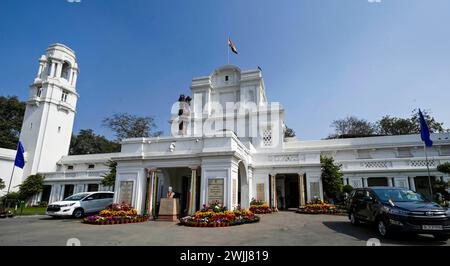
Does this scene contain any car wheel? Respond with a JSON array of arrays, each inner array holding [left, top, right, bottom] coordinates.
[[433, 235, 450, 242], [350, 212, 360, 226], [72, 208, 84, 219], [376, 218, 391, 238]]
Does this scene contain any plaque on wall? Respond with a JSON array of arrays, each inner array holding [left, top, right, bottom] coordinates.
[[310, 182, 320, 199], [256, 183, 265, 202], [119, 181, 134, 205], [207, 178, 224, 205]]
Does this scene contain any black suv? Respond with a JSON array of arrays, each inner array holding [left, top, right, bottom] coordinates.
[[347, 186, 450, 241]]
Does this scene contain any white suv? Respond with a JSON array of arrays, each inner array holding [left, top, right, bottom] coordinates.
[[46, 191, 114, 218]]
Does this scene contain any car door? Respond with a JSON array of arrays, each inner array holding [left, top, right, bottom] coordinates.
[[91, 193, 108, 212], [353, 190, 369, 221], [94, 193, 113, 212], [365, 191, 381, 222], [82, 193, 101, 213], [101, 193, 114, 209]]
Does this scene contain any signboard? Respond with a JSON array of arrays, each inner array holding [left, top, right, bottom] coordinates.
[[208, 178, 224, 205], [119, 181, 134, 205], [256, 183, 265, 202], [309, 182, 320, 199]]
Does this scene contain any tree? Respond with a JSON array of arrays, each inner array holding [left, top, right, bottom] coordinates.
[[410, 109, 445, 133], [0, 178, 5, 190], [0, 96, 26, 149], [101, 160, 117, 190], [376, 109, 445, 136], [342, 184, 353, 194], [376, 116, 416, 136], [328, 116, 376, 139], [284, 126, 296, 138], [18, 174, 44, 200], [102, 113, 163, 140], [320, 156, 344, 200], [69, 129, 120, 155], [437, 162, 450, 175]]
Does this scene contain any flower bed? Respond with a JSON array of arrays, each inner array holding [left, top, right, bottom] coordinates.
[[296, 201, 347, 215], [82, 203, 149, 225], [249, 199, 272, 214], [179, 202, 260, 227]]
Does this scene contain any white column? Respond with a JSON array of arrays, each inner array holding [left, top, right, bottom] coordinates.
[[318, 176, 324, 201], [147, 169, 157, 219], [54, 60, 62, 78], [362, 177, 368, 187], [72, 71, 78, 86], [188, 167, 197, 215], [59, 185, 65, 201], [50, 62, 56, 77], [298, 173, 305, 206], [409, 177, 416, 191], [387, 177, 393, 187], [37, 63, 44, 78]]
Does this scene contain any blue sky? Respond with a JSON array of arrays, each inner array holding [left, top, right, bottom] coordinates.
[[1, 0, 450, 140]]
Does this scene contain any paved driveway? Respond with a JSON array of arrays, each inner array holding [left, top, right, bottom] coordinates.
[[0, 212, 448, 246]]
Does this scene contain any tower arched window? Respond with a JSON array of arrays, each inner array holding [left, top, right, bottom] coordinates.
[[61, 62, 71, 80], [61, 90, 69, 102]]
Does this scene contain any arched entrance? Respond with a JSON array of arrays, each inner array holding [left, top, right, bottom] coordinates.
[[237, 161, 249, 209]]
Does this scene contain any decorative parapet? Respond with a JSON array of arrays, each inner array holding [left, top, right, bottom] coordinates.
[[269, 154, 301, 163], [409, 160, 436, 168], [42, 170, 107, 180], [360, 161, 392, 169], [340, 157, 450, 172]]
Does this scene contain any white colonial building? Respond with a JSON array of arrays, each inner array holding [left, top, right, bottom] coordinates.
[[1, 43, 449, 217]]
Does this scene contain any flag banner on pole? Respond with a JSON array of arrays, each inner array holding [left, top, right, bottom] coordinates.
[[228, 36, 238, 54], [419, 109, 433, 147], [14, 141, 25, 168]]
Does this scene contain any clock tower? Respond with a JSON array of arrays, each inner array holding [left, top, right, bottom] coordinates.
[[19, 43, 79, 179]]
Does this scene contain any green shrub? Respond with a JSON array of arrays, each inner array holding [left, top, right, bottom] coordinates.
[[342, 185, 354, 194]]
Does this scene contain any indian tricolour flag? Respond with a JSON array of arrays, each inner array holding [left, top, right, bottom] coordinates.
[[228, 36, 238, 54]]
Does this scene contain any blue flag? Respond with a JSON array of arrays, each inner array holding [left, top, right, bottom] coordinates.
[[14, 141, 25, 169], [419, 109, 433, 147]]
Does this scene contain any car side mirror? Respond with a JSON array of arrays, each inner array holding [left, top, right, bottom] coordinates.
[[84, 197, 94, 201]]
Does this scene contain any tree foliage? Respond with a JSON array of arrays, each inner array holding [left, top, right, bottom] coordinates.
[[102, 113, 163, 140], [0, 178, 5, 191], [101, 160, 117, 190], [320, 156, 344, 199], [18, 174, 44, 200], [0, 96, 26, 149], [377, 109, 445, 136], [437, 162, 450, 175], [376, 116, 417, 136], [328, 116, 376, 139], [328, 109, 447, 139], [70, 129, 120, 155], [284, 126, 296, 138]]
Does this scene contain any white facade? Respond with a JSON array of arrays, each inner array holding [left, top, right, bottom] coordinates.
[[1, 44, 449, 214]]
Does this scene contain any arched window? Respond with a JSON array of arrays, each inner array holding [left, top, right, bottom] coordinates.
[[61, 62, 71, 80]]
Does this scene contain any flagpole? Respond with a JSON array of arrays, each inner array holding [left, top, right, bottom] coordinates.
[[3, 142, 19, 209], [227, 35, 230, 65], [424, 144, 434, 201]]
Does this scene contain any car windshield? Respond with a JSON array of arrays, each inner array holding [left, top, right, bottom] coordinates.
[[372, 188, 427, 203], [64, 193, 90, 201]]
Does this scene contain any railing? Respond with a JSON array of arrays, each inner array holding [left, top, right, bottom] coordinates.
[[340, 158, 449, 170]]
